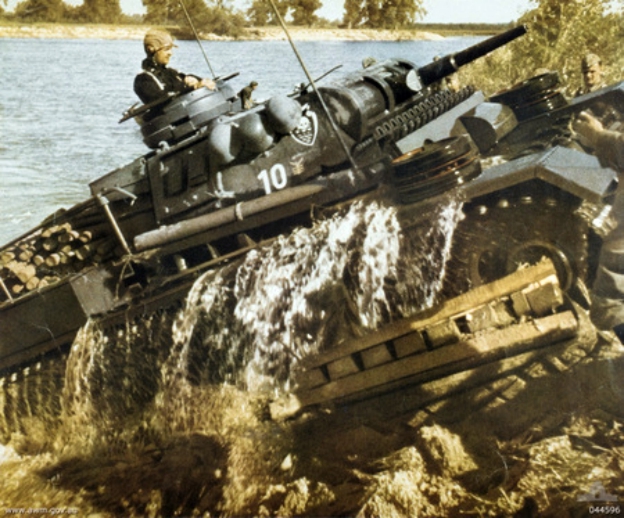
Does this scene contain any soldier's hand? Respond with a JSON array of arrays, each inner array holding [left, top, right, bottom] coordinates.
[[200, 78, 217, 91], [184, 76, 201, 88], [572, 111, 604, 148]]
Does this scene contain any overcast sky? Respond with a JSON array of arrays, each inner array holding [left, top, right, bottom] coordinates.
[[7, 0, 533, 24]]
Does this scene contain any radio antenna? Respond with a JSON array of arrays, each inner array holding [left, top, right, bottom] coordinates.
[[178, 0, 216, 79], [267, 0, 360, 173]]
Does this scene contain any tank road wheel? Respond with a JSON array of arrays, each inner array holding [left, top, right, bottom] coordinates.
[[444, 192, 590, 297]]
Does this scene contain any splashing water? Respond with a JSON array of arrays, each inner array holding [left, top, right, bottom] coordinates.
[[159, 196, 464, 397], [0, 192, 465, 515], [1, 194, 464, 441]]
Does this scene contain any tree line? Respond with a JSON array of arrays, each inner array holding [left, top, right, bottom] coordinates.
[[2, 0, 622, 96], [0, 0, 428, 32]]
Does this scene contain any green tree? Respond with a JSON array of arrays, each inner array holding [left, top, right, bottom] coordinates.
[[342, 0, 425, 29], [74, 0, 122, 23], [383, 0, 426, 29], [291, 0, 321, 26], [246, 0, 288, 26], [142, 0, 214, 25], [14, 0, 66, 21], [461, 0, 624, 95], [142, 0, 245, 36], [343, 0, 363, 28]]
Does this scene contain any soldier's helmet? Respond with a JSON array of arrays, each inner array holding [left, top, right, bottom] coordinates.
[[144, 28, 178, 55], [581, 53, 601, 72]]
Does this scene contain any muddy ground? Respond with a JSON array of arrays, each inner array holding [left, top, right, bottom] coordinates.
[[1, 304, 623, 517]]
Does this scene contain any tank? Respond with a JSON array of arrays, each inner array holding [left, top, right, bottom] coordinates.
[[0, 24, 622, 392]]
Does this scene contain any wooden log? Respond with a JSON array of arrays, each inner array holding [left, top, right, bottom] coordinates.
[[4, 261, 22, 278], [75, 244, 95, 262], [26, 277, 40, 291], [74, 221, 110, 240], [41, 222, 73, 239], [45, 254, 61, 267], [38, 275, 61, 288], [11, 283, 24, 295], [17, 247, 34, 262], [38, 278, 50, 289], [41, 237, 58, 252], [14, 263, 36, 284], [32, 255, 46, 267], [58, 230, 80, 244], [0, 251, 16, 265], [40, 227, 55, 239], [78, 230, 93, 243], [58, 251, 74, 265]]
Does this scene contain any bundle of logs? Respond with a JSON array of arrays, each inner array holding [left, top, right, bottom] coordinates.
[[0, 221, 118, 299]]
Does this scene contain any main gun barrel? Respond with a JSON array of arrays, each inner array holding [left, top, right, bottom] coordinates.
[[418, 25, 528, 86]]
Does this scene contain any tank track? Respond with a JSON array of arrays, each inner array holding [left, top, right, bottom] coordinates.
[[443, 186, 590, 298], [0, 265, 596, 444], [268, 260, 586, 420]]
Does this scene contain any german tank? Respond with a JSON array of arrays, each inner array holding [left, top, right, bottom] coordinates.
[[0, 24, 622, 400]]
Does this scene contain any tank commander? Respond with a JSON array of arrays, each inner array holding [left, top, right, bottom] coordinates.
[[239, 81, 258, 110], [134, 28, 216, 105], [576, 53, 606, 96], [573, 110, 624, 341]]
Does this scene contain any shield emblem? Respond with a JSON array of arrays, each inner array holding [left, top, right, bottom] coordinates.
[[292, 110, 318, 147]]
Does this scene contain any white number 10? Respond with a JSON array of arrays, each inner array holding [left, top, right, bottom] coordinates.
[[258, 164, 287, 194]]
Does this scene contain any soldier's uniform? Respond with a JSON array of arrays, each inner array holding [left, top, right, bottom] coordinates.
[[133, 28, 209, 105], [239, 81, 258, 110], [575, 53, 606, 96], [587, 129, 624, 337], [134, 59, 194, 105]]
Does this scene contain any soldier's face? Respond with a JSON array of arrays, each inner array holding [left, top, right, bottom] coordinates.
[[583, 64, 602, 88], [154, 44, 174, 66]]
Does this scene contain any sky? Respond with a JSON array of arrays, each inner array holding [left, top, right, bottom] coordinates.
[[6, 0, 534, 24]]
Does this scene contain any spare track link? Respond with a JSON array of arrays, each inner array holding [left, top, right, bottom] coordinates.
[[270, 260, 582, 420]]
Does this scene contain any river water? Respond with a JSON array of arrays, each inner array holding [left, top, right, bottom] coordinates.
[[0, 35, 482, 244]]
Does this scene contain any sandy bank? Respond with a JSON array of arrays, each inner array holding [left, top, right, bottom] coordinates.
[[0, 22, 443, 41]]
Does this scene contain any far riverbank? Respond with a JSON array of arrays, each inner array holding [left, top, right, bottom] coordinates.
[[0, 22, 445, 41]]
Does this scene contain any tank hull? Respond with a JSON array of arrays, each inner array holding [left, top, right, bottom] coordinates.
[[0, 29, 622, 386]]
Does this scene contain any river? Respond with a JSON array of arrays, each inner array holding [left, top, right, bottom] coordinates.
[[0, 35, 483, 244]]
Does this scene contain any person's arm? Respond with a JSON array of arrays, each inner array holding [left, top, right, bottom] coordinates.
[[183, 74, 216, 91], [134, 72, 167, 105], [573, 111, 624, 171]]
